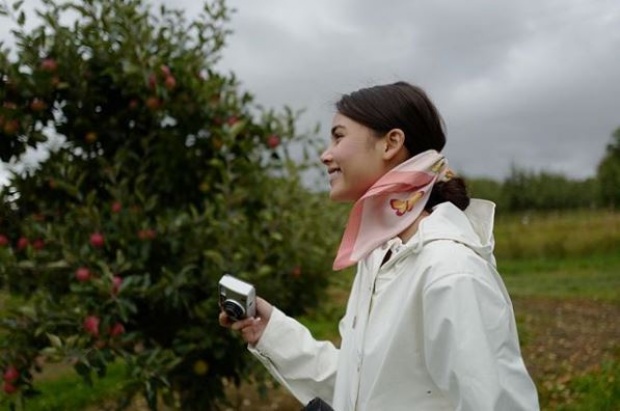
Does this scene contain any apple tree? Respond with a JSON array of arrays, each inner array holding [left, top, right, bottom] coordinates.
[[0, 0, 340, 409]]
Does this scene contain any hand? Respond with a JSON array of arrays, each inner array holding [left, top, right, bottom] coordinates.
[[219, 297, 273, 346]]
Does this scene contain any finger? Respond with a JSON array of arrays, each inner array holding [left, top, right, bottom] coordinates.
[[230, 317, 254, 331], [255, 298, 273, 320], [219, 312, 232, 327], [240, 321, 261, 344]]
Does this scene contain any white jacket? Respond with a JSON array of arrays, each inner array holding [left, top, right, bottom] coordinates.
[[249, 200, 540, 410]]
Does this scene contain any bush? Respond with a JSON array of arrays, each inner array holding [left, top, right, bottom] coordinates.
[[0, 0, 338, 409]]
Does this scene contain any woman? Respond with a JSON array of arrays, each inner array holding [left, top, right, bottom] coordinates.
[[220, 82, 540, 410]]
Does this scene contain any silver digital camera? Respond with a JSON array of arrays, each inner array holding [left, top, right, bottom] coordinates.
[[218, 274, 256, 322]]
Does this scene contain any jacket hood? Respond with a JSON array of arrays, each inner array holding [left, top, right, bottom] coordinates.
[[407, 198, 497, 263]]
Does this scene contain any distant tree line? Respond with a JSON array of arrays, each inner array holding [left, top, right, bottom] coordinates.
[[467, 127, 620, 212]]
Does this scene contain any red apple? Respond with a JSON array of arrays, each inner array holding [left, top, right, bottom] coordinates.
[[41, 58, 58, 72], [226, 116, 239, 126], [2, 382, 17, 394], [148, 73, 157, 89], [109, 322, 125, 337], [3, 119, 19, 135], [138, 228, 156, 240], [16, 237, 29, 250], [164, 75, 176, 90], [83, 315, 100, 337], [30, 98, 47, 112], [0, 235, 8, 247], [3, 366, 19, 383], [160, 65, 171, 77], [90, 232, 105, 248], [267, 134, 280, 149], [112, 276, 122, 295], [75, 267, 91, 282], [32, 238, 45, 250], [146, 96, 160, 111], [111, 201, 122, 213]]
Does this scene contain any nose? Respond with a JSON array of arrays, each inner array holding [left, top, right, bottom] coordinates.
[[320, 146, 332, 165]]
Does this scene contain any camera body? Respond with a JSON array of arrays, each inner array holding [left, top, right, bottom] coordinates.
[[218, 274, 256, 322]]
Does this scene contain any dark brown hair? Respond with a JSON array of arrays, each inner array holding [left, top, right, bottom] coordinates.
[[335, 81, 469, 211]]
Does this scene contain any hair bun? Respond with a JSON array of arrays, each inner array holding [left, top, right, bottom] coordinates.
[[426, 177, 470, 211]]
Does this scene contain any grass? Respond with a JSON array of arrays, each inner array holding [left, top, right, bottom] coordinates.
[[499, 253, 620, 302], [493, 208, 620, 260], [22, 362, 127, 411], [556, 359, 620, 411]]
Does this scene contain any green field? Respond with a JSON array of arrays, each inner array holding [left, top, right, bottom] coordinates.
[[3, 209, 620, 410]]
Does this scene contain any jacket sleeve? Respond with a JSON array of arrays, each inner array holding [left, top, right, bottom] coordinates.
[[422, 271, 540, 411], [248, 307, 339, 406]]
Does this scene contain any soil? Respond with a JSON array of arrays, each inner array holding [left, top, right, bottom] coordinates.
[[513, 296, 620, 408]]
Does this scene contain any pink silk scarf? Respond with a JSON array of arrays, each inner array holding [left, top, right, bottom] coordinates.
[[333, 149, 453, 270]]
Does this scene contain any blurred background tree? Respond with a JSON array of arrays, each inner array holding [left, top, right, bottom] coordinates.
[[0, 0, 341, 409], [597, 127, 620, 208]]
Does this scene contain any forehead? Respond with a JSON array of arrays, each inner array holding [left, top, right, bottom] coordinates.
[[331, 113, 364, 130]]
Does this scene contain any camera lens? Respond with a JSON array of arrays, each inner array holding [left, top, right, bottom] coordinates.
[[223, 299, 245, 321]]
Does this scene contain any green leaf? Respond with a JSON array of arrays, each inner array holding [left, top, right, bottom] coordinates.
[[203, 249, 224, 267], [17, 260, 36, 269], [47, 333, 63, 348], [228, 119, 246, 138], [45, 260, 70, 269]]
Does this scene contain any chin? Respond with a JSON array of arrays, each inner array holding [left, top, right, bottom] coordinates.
[[328, 189, 356, 203]]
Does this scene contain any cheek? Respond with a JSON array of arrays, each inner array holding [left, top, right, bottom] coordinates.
[[335, 139, 369, 161], [334, 143, 356, 160]]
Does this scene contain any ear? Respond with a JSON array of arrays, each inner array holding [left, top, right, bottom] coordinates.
[[381, 128, 407, 161]]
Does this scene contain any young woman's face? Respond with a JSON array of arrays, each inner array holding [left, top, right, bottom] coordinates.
[[320, 113, 389, 202]]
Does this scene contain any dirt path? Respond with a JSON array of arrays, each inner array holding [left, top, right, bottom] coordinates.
[[513, 296, 620, 408]]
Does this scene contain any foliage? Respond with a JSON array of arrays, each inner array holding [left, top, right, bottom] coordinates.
[[0, 0, 340, 409], [597, 127, 620, 208], [460, 124, 620, 213], [500, 166, 598, 212], [465, 177, 508, 210]]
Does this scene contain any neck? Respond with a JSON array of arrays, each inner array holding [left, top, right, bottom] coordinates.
[[398, 210, 430, 243]]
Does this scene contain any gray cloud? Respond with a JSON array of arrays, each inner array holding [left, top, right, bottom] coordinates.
[[210, 0, 620, 180]]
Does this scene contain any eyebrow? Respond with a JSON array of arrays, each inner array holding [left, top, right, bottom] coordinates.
[[331, 125, 345, 136]]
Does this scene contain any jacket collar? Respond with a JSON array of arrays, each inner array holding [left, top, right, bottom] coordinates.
[[376, 199, 497, 270]]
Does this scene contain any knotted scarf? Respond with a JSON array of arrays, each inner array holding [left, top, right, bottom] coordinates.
[[333, 149, 454, 270]]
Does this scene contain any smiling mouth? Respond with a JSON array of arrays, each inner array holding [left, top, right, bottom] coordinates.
[[327, 170, 341, 185], [328, 168, 341, 179]]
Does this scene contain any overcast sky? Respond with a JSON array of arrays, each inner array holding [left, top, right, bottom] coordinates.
[[2, 0, 620, 185], [211, 0, 620, 181]]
